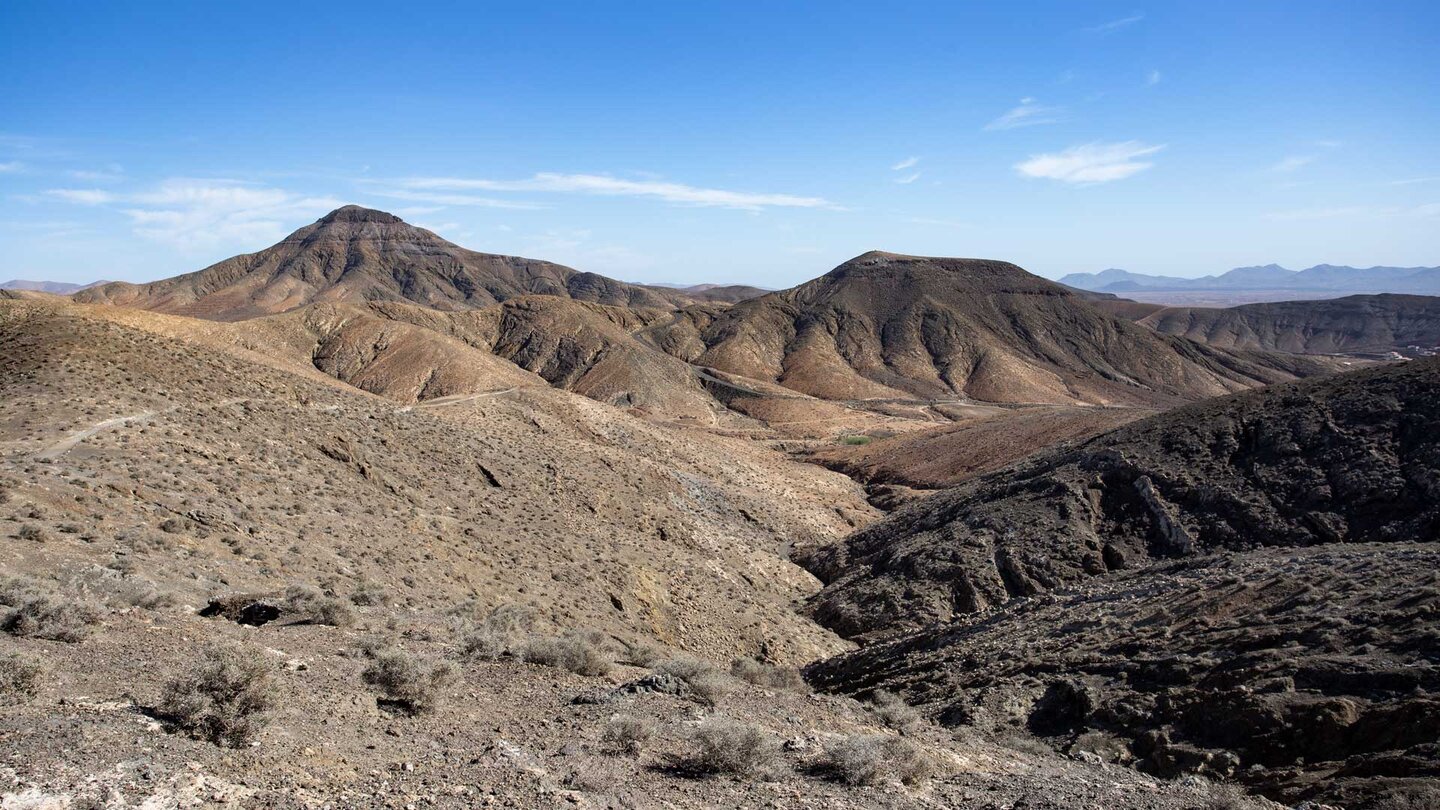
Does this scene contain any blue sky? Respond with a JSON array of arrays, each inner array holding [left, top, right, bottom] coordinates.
[[2, 1, 1437, 287]]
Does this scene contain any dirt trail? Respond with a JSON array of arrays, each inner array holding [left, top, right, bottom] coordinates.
[[400, 387, 519, 412], [35, 412, 159, 460]]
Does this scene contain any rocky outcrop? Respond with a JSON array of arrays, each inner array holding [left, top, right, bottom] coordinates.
[[801, 357, 1440, 639]]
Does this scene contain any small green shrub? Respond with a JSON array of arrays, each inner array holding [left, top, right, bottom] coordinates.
[[841, 435, 872, 446]]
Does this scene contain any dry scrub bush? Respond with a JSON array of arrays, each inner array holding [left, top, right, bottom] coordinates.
[[730, 657, 806, 691], [0, 577, 102, 643], [0, 652, 44, 705], [362, 648, 458, 715], [827, 735, 939, 786], [689, 718, 783, 778], [349, 580, 389, 606], [618, 638, 666, 667], [160, 645, 277, 747], [601, 713, 656, 754], [869, 689, 922, 733], [520, 630, 613, 677], [460, 603, 534, 660], [284, 584, 354, 627], [654, 656, 733, 703]]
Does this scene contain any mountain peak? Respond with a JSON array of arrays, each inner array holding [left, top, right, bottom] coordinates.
[[317, 205, 404, 225]]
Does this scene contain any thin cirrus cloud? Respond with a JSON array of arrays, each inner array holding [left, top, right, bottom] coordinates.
[[45, 188, 117, 205], [388, 173, 838, 211], [0, 161, 26, 173], [1015, 141, 1164, 184], [1083, 14, 1144, 34], [891, 156, 920, 171], [368, 188, 545, 210], [984, 98, 1064, 131], [1146, 69, 1162, 86], [893, 172, 922, 184], [1271, 154, 1317, 172]]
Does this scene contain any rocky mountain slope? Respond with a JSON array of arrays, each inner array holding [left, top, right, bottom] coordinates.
[[1111, 293, 1440, 356], [804, 356, 1440, 637], [74, 206, 688, 320], [807, 543, 1440, 809], [643, 251, 1347, 408], [0, 296, 876, 662], [0, 297, 1270, 810], [800, 358, 1440, 808]]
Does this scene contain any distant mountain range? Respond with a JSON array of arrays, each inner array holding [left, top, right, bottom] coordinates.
[[0, 279, 110, 294], [1059, 264, 1440, 295]]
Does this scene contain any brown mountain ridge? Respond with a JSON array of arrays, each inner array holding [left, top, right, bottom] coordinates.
[[75, 206, 690, 320]]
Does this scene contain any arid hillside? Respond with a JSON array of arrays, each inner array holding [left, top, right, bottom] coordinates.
[[800, 358, 1440, 809], [804, 356, 1440, 637], [0, 295, 1280, 810], [74, 206, 689, 319], [644, 251, 1346, 408], [1109, 293, 1440, 356], [0, 297, 877, 663]]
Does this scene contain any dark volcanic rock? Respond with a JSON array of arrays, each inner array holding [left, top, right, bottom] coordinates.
[[802, 357, 1440, 638], [805, 544, 1440, 808], [800, 357, 1440, 808]]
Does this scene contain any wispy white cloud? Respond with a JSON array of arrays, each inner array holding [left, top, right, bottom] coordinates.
[[0, 161, 25, 174], [44, 188, 116, 205], [1271, 154, 1317, 172], [1386, 176, 1438, 186], [46, 178, 343, 251], [1146, 69, 1162, 86], [984, 98, 1064, 131], [67, 166, 125, 182], [1015, 141, 1164, 184], [906, 217, 971, 228], [367, 189, 544, 209], [1083, 14, 1144, 34], [891, 156, 920, 171], [391, 173, 838, 211], [894, 172, 922, 184]]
